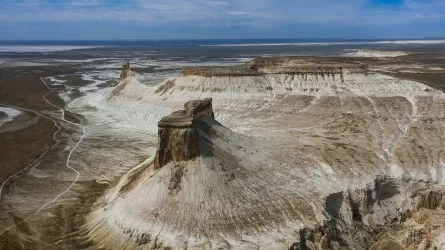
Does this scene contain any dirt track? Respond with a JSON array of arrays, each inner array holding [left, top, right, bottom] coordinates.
[[0, 72, 62, 183]]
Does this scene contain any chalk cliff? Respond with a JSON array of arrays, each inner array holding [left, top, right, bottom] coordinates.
[[182, 56, 367, 76], [88, 56, 445, 249]]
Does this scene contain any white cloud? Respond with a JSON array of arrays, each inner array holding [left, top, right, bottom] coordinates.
[[207, 1, 229, 7], [0, 0, 444, 27], [227, 11, 251, 16]]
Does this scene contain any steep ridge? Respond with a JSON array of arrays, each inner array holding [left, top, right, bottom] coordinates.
[[101, 59, 429, 135], [87, 58, 445, 249], [88, 99, 326, 248]]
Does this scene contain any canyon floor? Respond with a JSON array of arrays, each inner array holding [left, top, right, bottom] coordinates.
[[1, 45, 445, 249]]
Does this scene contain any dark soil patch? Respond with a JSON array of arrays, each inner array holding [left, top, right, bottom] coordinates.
[[0, 71, 62, 183], [394, 72, 445, 92]]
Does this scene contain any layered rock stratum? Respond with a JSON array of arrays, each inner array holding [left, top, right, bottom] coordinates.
[[87, 57, 445, 249], [119, 62, 135, 81], [154, 98, 214, 169]]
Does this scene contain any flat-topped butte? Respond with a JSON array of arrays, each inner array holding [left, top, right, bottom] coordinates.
[[182, 56, 370, 76], [158, 98, 214, 128]]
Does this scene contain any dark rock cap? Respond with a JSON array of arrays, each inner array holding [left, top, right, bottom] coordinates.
[[154, 98, 214, 169], [158, 98, 214, 128], [120, 62, 134, 81]]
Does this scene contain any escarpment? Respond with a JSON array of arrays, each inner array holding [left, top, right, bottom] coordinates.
[[89, 56, 445, 249], [89, 97, 445, 249], [417, 189, 444, 210], [182, 56, 368, 76], [103, 56, 433, 137], [154, 98, 214, 169], [246, 56, 368, 74]]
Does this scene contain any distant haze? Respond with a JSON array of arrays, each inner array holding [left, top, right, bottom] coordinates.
[[1, 0, 445, 40]]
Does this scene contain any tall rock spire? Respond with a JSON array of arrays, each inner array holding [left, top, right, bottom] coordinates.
[[119, 61, 135, 81]]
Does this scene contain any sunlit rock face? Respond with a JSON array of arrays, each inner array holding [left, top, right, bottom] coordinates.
[[154, 98, 214, 169], [87, 57, 445, 249], [417, 190, 444, 210], [119, 62, 135, 81], [245, 56, 368, 74]]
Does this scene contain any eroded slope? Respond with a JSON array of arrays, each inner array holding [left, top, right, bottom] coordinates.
[[86, 58, 445, 249]]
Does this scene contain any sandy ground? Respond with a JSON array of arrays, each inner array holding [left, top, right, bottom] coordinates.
[[0, 68, 99, 249], [0, 65, 150, 249], [0, 73, 61, 183]]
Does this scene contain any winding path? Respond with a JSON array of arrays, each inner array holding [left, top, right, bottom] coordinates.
[[0, 105, 61, 198], [0, 78, 86, 234]]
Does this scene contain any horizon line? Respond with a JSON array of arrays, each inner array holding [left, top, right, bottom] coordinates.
[[1, 37, 445, 42]]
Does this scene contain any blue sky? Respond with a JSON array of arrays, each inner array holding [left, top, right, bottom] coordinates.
[[1, 0, 444, 40]]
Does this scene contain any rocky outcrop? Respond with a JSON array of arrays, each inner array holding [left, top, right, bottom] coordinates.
[[119, 62, 135, 81], [417, 190, 443, 210], [182, 67, 260, 76], [87, 56, 445, 250], [107, 62, 139, 98], [246, 56, 368, 74], [154, 98, 214, 169], [290, 179, 445, 250], [182, 56, 368, 76]]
